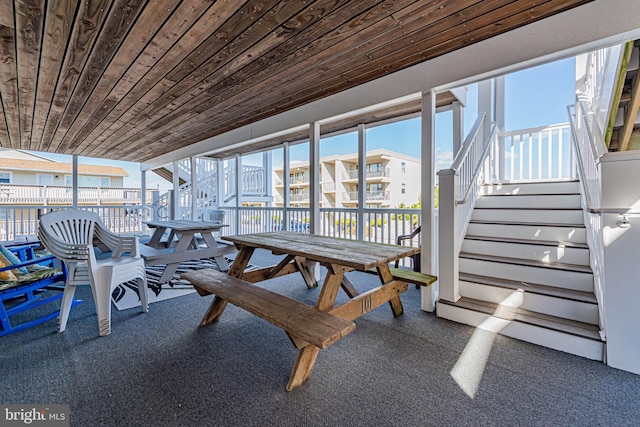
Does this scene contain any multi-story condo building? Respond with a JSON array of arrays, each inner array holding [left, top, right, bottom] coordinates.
[[273, 149, 421, 208]]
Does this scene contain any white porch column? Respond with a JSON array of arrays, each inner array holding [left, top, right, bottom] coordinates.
[[357, 123, 366, 240], [72, 155, 78, 209], [452, 101, 463, 157], [235, 155, 242, 234], [308, 123, 321, 280], [309, 122, 320, 235], [172, 160, 180, 220], [215, 159, 223, 208], [283, 142, 290, 228], [141, 170, 147, 224], [495, 76, 506, 182], [263, 151, 272, 204], [421, 90, 437, 312], [191, 156, 198, 220], [437, 168, 459, 302]]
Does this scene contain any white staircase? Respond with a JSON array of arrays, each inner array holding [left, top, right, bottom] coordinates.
[[437, 180, 604, 360]]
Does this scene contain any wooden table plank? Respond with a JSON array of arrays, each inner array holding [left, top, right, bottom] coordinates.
[[223, 232, 419, 270]]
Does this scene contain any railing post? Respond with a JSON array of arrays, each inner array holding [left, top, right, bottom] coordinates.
[[437, 169, 460, 303]]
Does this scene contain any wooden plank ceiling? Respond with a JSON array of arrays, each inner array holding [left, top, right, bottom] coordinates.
[[0, 0, 592, 163]]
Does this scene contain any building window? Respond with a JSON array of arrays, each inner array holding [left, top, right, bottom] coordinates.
[[401, 162, 406, 173], [366, 162, 383, 173], [0, 172, 10, 183], [65, 175, 111, 187], [401, 183, 406, 194]]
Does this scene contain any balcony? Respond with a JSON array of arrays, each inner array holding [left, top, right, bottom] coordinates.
[[342, 168, 390, 181], [343, 190, 390, 202], [0, 184, 155, 205]]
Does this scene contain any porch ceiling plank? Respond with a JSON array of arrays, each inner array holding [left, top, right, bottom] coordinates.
[[134, 0, 518, 151], [39, 0, 112, 154], [102, 0, 420, 159], [75, 0, 247, 158], [97, 0, 324, 157], [101, 0, 359, 160], [0, 22, 19, 148], [0, 0, 13, 29], [52, 0, 180, 155], [619, 69, 640, 151], [52, 0, 148, 154], [30, 0, 77, 152], [236, 0, 578, 125], [223, 0, 590, 137], [123, 0, 516, 154], [0, 0, 595, 162], [0, 89, 10, 147], [14, 0, 45, 150]]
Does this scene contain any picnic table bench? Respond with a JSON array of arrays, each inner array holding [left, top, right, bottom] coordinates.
[[181, 231, 437, 391]]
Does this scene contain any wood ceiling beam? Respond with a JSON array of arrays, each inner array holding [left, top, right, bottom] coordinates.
[[14, 0, 45, 150], [619, 69, 640, 151], [0, 22, 19, 149]]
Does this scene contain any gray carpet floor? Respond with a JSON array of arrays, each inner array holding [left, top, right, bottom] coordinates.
[[1, 249, 640, 426]]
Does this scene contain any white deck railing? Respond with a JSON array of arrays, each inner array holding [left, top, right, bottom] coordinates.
[[0, 205, 149, 242], [0, 184, 155, 205], [500, 123, 574, 182]]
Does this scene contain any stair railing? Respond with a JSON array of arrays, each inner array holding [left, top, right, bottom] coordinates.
[[568, 100, 609, 340], [438, 113, 498, 302]]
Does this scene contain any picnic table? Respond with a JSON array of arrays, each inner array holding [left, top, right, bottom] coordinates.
[[141, 220, 236, 284], [182, 231, 436, 390]]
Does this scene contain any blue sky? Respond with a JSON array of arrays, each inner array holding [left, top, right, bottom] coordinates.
[[37, 57, 576, 186]]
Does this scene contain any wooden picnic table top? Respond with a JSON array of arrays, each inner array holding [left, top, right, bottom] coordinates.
[[222, 231, 420, 271], [144, 220, 228, 232]]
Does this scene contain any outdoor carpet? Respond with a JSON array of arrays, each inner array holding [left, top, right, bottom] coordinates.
[[111, 257, 241, 311]]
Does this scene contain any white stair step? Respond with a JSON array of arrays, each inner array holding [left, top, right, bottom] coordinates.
[[436, 298, 604, 361], [471, 208, 583, 225], [458, 281, 599, 324], [459, 257, 593, 292], [476, 194, 581, 209], [462, 238, 590, 266], [466, 222, 586, 244], [481, 181, 580, 196]]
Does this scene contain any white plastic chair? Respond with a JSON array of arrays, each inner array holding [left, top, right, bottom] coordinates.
[[38, 210, 148, 336]]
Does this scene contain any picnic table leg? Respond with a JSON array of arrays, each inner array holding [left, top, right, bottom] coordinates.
[[200, 232, 230, 272], [378, 264, 404, 317], [155, 234, 195, 284], [294, 256, 318, 288], [199, 247, 255, 327], [147, 226, 167, 249], [286, 264, 346, 391]]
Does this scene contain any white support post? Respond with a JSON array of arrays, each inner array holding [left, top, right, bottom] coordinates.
[[216, 159, 224, 208], [437, 168, 460, 303], [452, 101, 463, 157], [309, 122, 320, 235], [495, 76, 505, 183], [235, 155, 242, 234], [72, 155, 78, 209], [191, 156, 198, 220], [421, 90, 437, 312], [172, 160, 180, 220], [283, 142, 290, 228], [309, 123, 321, 280], [357, 123, 366, 240], [141, 170, 147, 227], [263, 151, 272, 204]]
